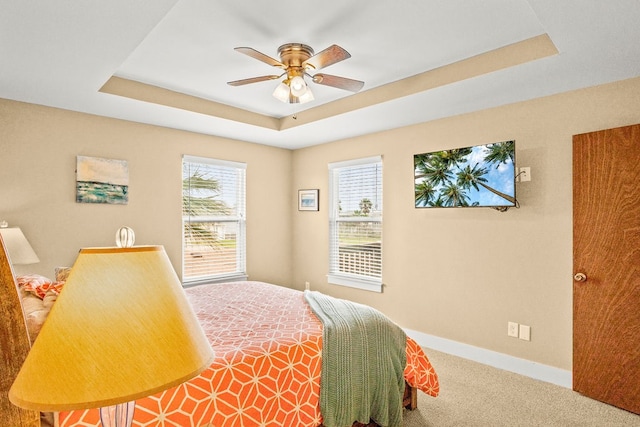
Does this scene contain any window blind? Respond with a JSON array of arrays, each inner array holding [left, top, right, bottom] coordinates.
[[328, 156, 383, 292], [182, 155, 246, 284]]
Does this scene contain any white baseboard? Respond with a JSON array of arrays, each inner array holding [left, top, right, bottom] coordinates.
[[405, 328, 572, 389]]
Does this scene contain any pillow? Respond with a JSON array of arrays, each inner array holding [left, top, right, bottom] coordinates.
[[20, 294, 48, 341], [15, 274, 63, 426], [55, 266, 72, 282], [16, 274, 64, 342], [17, 274, 63, 299]]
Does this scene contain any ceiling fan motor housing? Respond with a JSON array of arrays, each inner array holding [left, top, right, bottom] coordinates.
[[277, 43, 315, 68]]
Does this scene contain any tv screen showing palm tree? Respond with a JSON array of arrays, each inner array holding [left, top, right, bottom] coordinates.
[[414, 140, 516, 208]]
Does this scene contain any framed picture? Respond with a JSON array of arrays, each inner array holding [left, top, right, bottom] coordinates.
[[298, 189, 319, 211], [76, 156, 129, 205]]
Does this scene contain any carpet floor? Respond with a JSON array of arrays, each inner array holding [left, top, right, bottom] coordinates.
[[403, 348, 640, 426]]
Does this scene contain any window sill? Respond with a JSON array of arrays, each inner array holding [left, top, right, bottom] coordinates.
[[183, 273, 248, 288], [327, 274, 382, 293]]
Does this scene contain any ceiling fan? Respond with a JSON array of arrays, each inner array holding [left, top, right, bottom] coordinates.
[[227, 43, 364, 104]]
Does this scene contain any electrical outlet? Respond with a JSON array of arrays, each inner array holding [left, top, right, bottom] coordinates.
[[508, 321, 519, 338], [304, 281, 310, 291], [519, 167, 531, 182], [519, 324, 531, 341]]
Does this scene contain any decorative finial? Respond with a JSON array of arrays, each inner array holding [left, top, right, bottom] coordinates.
[[115, 226, 135, 248]]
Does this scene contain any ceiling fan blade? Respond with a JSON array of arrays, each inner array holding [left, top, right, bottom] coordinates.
[[227, 75, 282, 86], [311, 73, 364, 92], [234, 47, 285, 68], [303, 44, 351, 70]]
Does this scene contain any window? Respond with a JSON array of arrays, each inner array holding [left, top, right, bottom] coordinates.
[[328, 156, 383, 292], [182, 155, 246, 285]]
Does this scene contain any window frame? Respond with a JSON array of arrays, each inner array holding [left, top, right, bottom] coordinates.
[[328, 155, 383, 293], [182, 155, 247, 286]]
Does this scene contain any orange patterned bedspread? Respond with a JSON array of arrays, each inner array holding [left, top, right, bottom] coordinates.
[[58, 281, 438, 427]]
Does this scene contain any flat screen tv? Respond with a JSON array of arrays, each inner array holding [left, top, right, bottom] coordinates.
[[414, 140, 516, 209]]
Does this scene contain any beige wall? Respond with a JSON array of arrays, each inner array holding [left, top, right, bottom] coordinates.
[[2, 76, 640, 374], [291, 76, 640, 371], [0, 100, 293, 286]]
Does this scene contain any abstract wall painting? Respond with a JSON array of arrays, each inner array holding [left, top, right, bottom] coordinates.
[[76, 156, 129, 204]]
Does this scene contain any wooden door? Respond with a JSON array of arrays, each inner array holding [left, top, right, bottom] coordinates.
[[573, 123, 640, 414]]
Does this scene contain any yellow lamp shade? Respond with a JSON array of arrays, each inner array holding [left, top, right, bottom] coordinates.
[[9, 245, 214, 412]]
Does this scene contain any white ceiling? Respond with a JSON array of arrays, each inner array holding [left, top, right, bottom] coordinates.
[[2, 0, 640, 149]]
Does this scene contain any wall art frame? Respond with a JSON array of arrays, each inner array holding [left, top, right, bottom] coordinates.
[[76, 156, 129, 205], [298, 189, 319, 211]]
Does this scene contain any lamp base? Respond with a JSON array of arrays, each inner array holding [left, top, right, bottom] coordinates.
[[99, 401, 135, 427]]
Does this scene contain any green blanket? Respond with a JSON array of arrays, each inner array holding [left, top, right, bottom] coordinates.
[[304, 290, 407, 427]]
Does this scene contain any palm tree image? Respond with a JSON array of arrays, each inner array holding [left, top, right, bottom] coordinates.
[[182, 163, 245, 280], [414, 140, 515, 208], [182, 167, 230, 246], [354, 198, 373, 216]]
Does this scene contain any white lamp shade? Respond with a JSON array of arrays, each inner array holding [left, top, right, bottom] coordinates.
[[9, 245, 214, 412], [0, 227, 39, 265]]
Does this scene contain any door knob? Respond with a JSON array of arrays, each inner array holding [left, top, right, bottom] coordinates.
[[574, 273, 587, 282]]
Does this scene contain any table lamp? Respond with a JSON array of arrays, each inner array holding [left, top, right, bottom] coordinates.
[[0, 221, 39, 265], [9, 243, 214, 427]]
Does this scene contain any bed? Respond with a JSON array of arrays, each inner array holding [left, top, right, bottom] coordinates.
[[0, 238, 439, 427]]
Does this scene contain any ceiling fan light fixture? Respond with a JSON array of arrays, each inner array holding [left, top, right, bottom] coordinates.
[[289, 75, 307, 97], [273, 77, 314, 104], [232, 42, 364, 105], [296, 86, 314, 104], [272, 81, 291, 103]]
